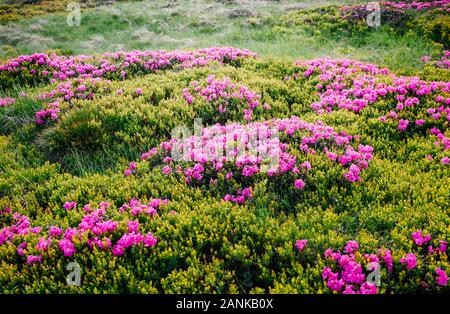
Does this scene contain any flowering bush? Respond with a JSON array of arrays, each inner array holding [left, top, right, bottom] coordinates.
[[0, 198, 167, 265], [0, 47, 256, 91], [0, 46, 449, 294], [320, 233, 448, 294], [182, 75, 270, 123], [289, 58, 450, 163], [132, 116, 373, 206]]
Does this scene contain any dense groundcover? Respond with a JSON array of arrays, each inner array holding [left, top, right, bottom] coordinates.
[[0, 45, 449, 294]]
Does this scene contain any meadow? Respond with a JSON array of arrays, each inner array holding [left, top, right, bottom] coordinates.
[[0, 0, 449, 294]]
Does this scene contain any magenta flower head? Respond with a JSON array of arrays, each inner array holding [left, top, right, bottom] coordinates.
[[112, 244, 124, 256], [442, 156, 450, 165], [49, 226, 63, 237], [63, 201, 77, 211], [129, 162, 137, 170], [411, 230, 431, 246], [435, 268, 449, 286], [294, 179, 306, 190], [344, 240, 359, 254], [58, 238, 76, 257], [295, 239, 308, 251], [162, 165, 172, 175], [124, 168, 132, 177], [400, 253, 417, 270], [127, 220, 139, 233], [144, 233, 157, 247], [26, 255, 42, 265]]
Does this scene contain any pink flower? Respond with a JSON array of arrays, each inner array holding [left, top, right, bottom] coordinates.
[[124, 168, 132, 176], [135, 88, 142, 96], [379, 249, 393, 272], [343, 285, 357, 294], [438, 240, 447, 253], [63, 201, 77, 210], [144, 232, 157, 247], [415, 119, 425, 126], [112, 244, 124, 256], [397, 119, 409, 132], [162, 165, 172, 175], [26, 255, 42, 265], [0, 207, 11, 215], [127, 220, 139, 233], [36, 237, 52, 252], [442, 156, 450, 165], [49, 226, 63, 237], [359, 282, 377, 294], [400, 253, 417, 270], [295, 239, 308, 251], [344, 240, 359, 254], [294, 179, 305, 190], [435, 268, 449, 286], [301, 161, 312, 171], [17, 242, 27, 256], [411, 230, 431, 246], [58, 239, 76, 257]]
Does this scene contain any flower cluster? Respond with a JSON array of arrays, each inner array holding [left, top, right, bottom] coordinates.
[[0, 97, 15, 107], [320, 232, 449, 294], [322, 241, 378, 294], [295, 239, 308, 251], [436, 268, 449, 285], [291, 58, 450, 161], [422, 51, 450, 69], [119, 198, 168, 217], [63, 201, 77, 211], [124, 161, 138, 177], [223, 187, 253, 204], [35, 101, 60, 125], [37, 77, 111, 103], [182, 75, 269, 121], [0, 198, 168, 264], [133, 116, 373, 204], [400, 253, 417, 270], [0, 47, 257, 90]]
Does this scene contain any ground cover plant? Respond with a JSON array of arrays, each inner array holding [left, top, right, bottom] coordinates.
[[0, 0, 449, 294]]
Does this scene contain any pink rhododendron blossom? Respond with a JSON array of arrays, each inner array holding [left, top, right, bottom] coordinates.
[[58, 239, 76, 257], [344, 240, 359, 254], [435, 268, 449, 286], [294, 179, 306, 190], [400, 253, 417, 270], [63, 201, 77, 211], [295, 239, 308, 251], [26, 255, 42, 265], [411, 230, 431, 246]]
